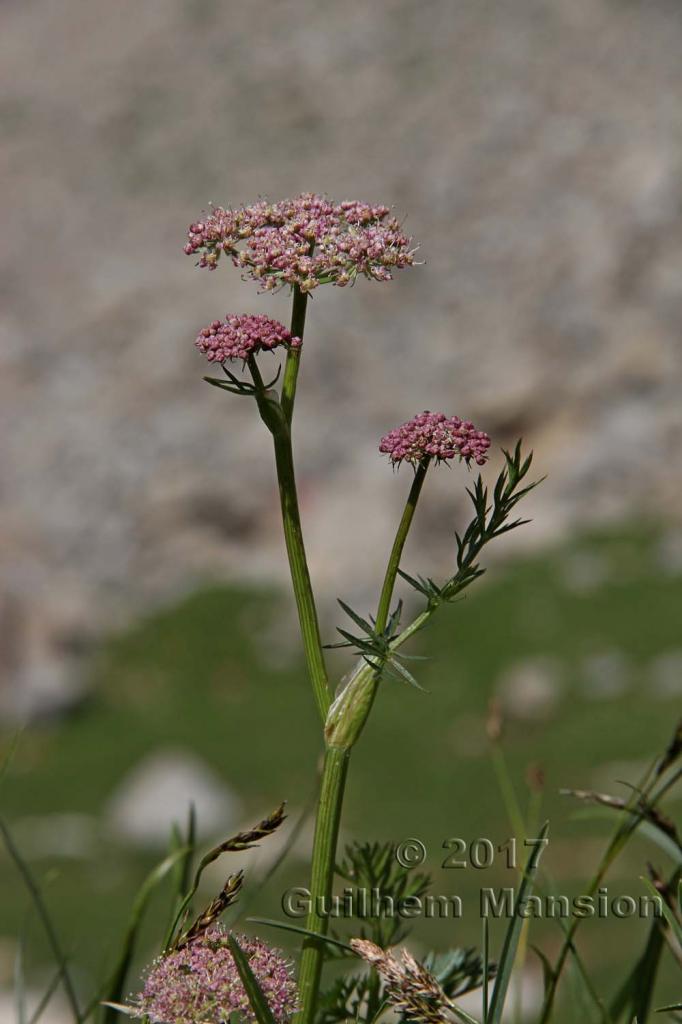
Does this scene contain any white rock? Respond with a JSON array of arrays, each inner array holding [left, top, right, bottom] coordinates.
[[558, 549, 610, 594], [0, 990, 70, 1024], [497, 658, 563, 720], [580, 650, 630, 700], [106, 749, 241, 847], [649, 649, 682, 698]]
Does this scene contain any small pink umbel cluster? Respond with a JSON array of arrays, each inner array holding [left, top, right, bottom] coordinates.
[[194, 314, 300, 363], [379, 410, 491, 467], [131, 929, 298, 1024], [185, 192, 415, 291]]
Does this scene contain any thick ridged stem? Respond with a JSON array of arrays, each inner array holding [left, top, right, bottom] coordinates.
[[272, 427, 330, 722], [296, 746, 349, 1024]]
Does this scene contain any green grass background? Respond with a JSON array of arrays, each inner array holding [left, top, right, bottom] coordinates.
[[1, 524, 680, 1019]]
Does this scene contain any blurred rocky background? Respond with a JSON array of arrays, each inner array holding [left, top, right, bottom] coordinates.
[[2, 0, 682, 721], [2, 3, 682, 1017]]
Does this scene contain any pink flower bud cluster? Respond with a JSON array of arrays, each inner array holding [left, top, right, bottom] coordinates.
[[380, 411, 491, 467], [195, 314, 301, 363], [131, 930, 298, 1024], [184, 193, 416, 292]]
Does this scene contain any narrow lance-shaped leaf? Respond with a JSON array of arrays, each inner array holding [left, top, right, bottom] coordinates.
[[103, 845, 190, 1024], [487, 821, 549, 1024], [226, 934, 277, 1024], [0, 818, 82, 1024]]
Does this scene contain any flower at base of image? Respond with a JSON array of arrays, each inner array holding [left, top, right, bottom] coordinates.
[[379, 411, 491, 466], [131, 930, 298, 1024], [195, 314, 301, 363], [184, 192, 416, 290]]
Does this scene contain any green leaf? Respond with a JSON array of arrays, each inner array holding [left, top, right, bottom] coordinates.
[[610, 907, 667, 1023], [337, 600, 375, 636], [15, 933, 27, 1024], [28, 966, 64, 1024], [0, 817, 82, 1024], [529, 944, 554, 1003], [246, 917, 354, 953], [482, 918, 490, 1023], [226, 934, 277, 1024], [102, 845, 189, 1024], [487, 821, 549, 1024], [642, 878, 682, 946]]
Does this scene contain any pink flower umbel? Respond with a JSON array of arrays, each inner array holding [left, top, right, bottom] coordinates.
[[380, 411, 491, 467], [185, 193, 416, 291], [131, 929, 298, 1024], [195, 314, 301, 363]]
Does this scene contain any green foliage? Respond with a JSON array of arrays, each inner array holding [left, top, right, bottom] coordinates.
[[335, 841, 431, 948], [326, 599, 426, 690], [401, 441, 542, 609], [486, 821, 549, 1023], [318, 842, 491, 1024], [3, 528, 682, 1020], [226, 934, 278, 1024]]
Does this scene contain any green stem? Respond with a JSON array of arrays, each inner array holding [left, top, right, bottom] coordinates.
[[324, 460, 430, 748], [537, 758, 660, 1022], [296, 746, 349, 1024], [281, 286, 308, 424], [272, 428, 330, 721], [375, 459, 429, 633], [247, 304, 330, 724], [324, 604, 431, 748], [297, 466, 430, 1024]]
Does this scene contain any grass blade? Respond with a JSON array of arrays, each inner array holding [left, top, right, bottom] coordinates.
[[611, 915, 666, 1022], [102, 845, 189, 1024], [246, 917, 353, 953], [450, 1005, 481, 1024], [0, 817, 82, 1024], [486, 821, 549, 1024], [482, 917, 490, 1022], [28, 966, 64, 1024], [226, 933, 276, 1024], [642, 878, 682, 946], [15, 933, 27, 1024]]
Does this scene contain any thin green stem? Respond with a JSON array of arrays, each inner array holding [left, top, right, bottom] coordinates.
[[247, 329, 330, 724], [375, 459, 429, 633], [271, 429, 330, 722], [281, 286, 308, 424], [298, 465, 430, 1023], [324, 466, 431, 749], [296, 746, 349, 1024], [537, 757, 662, 1022], [0, 819, 82, 1024]]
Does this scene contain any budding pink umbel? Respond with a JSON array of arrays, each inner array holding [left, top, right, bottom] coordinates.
[[380, 411, 491, 467], [130, 929, 298, 1024], [195, 314, 301, 363], [185, 193, 416, 292]]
